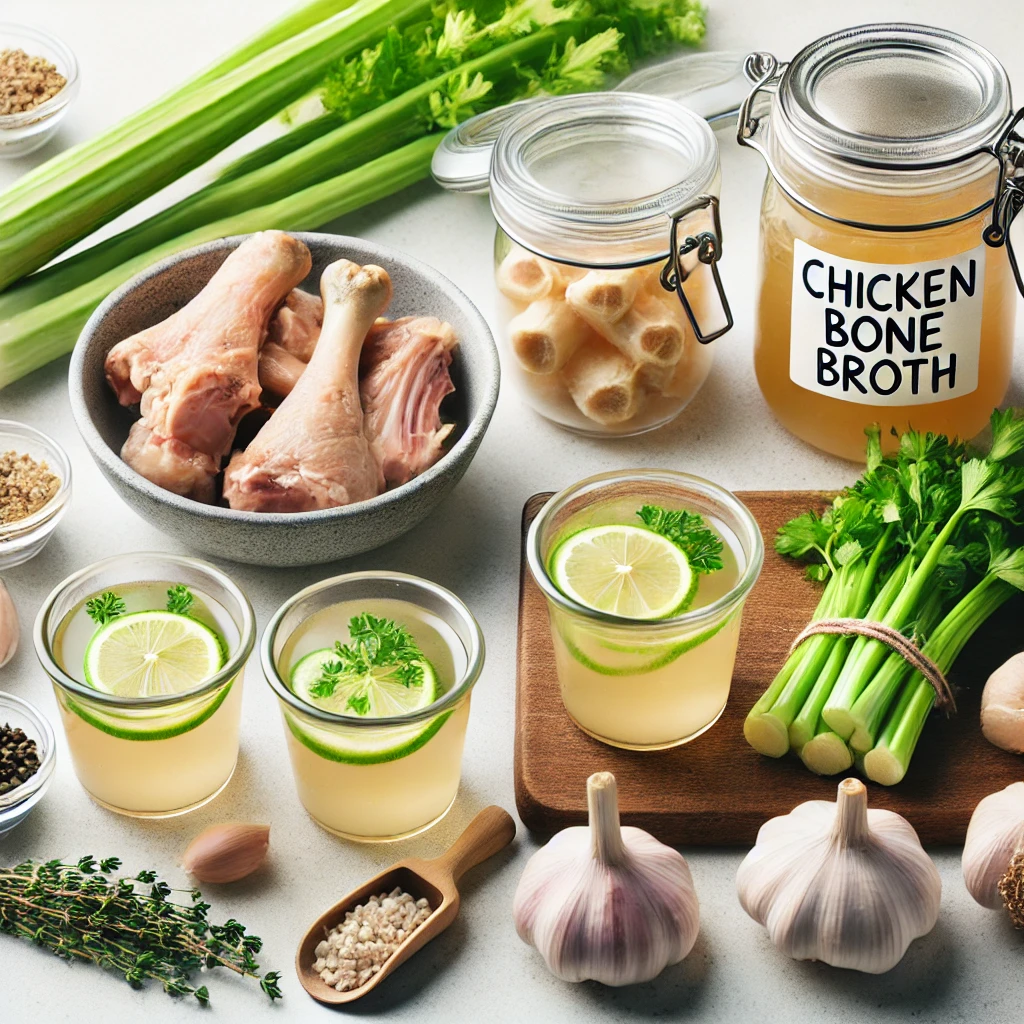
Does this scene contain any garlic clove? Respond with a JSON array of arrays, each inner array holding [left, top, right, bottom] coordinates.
[[183, 823, 270, 884], [980, 653, 1024, 753], [513, 772, 699, 987], [0, 579, 18, 669], [737, 778, 941, 974], [962, 781, 1024, 911]]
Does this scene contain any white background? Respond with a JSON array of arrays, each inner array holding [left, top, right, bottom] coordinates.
[[2, 2, 1023, 1021]]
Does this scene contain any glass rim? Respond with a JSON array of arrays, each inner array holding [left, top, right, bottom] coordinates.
[[0, 419, 72, 540], [490, 91, 720, 265], [778, 23, 1011, 167], [261, 571, 485, 728], [0, 690, 57, 810], [33, 552, 256, 708], [526, 469, 764, 630]]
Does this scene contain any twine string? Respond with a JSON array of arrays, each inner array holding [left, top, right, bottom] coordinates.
[[788, 617, 956, 715]]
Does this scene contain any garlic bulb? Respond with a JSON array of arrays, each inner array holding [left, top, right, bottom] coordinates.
[[980, 653, 1024, 753], [737, 778, 941, 974], [183, 823, 270, 883], [962, 782, 1024, 924], [513, 772, 699, 986], [0, 579, 17, 668]]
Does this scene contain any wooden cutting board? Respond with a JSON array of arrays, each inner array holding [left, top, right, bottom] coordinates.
[[515, 491, 1024, 846]]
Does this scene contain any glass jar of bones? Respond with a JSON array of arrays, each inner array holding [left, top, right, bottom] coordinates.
[[433, 93, 734, 436]]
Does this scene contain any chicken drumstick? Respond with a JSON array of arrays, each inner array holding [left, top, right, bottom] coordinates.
[[105, 231, 311, 501], [222, 259, 391, 512]]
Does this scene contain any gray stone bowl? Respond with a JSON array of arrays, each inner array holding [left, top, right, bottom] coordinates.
[[69, 233, 499, 567]]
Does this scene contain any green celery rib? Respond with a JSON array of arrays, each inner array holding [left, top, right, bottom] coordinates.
[[0, 133, 442, 389], [0, 29, 561, 324], [218, 113, 349, 182], [862, 576, 1018, 786], [846, 581, 951, 753], [743, 577, 840, 757], [743, 657, 799, 758], [788, 635, 852, 751], [822, 550, 920, 738], [799, 722, 853, 776], [0, 0, 434, 289]]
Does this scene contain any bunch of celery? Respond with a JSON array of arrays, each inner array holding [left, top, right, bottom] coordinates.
[[745, 409, 1024, 785], [0, 0, 707, 389]]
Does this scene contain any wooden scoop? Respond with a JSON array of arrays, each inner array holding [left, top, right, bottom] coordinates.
[[296, 805, 516, 1005]]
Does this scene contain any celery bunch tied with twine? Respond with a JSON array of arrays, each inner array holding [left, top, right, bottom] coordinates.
[[745, 409, 1024, 785]]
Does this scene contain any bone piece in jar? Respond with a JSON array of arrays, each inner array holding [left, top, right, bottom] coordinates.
[[571, 288, 684, 367], [562, 339, 645, 426], [509, 298, 596, 374], [496, 246, 558, 304], [564, 266, 652, 325]]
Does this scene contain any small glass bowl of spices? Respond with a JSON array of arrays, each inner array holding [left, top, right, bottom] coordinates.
[[0, 691, 56, 836], [0, 23, 79, 158], [0, 420, 72, 569]]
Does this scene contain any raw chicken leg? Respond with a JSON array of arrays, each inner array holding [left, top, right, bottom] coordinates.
[[266, 287, 323, 361], [106, 231, 311, 501], [360, 317, 458, 486], [222, 260, 391, 512]]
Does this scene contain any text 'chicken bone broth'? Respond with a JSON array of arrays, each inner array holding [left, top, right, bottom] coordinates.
[[789, 240, 985, 405]]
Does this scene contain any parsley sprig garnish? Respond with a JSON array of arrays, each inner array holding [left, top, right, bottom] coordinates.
[[310, 614, 426, 716], [85, 591, 126, 625], [637, 504, 725, 573], [0, 856, 281, 1004], [166, 584, 194, 616]]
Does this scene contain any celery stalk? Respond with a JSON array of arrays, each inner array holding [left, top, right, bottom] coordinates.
[[846, 582, 950, 753], [799, 722, 853, 776], [862, 575, 1020, 786], [0, 134, 442, 388], [0, 0, 433, 289], [787, 636, 852, 751]]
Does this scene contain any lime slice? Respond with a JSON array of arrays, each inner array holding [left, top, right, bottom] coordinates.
[[288, 649, 443, 764], [290, 648, 438, 716], [550, 525, 695, 619], [84, 611, 225, 697]]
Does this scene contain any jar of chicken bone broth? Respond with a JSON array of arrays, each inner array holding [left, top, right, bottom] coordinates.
[[739, 24, 1024, 461], [432, 92, 733, 436]]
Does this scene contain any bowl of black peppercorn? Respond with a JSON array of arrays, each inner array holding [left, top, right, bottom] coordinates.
[[0, 692, 55, 835]]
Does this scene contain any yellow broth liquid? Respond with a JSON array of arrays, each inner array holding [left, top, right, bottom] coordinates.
[[755, 173, 1016, 461], [278, 598, 471, 840], [51, 581, 243, 815], [547, 497, 745, 749]]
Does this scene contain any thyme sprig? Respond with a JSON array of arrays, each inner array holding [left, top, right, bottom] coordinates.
[[0, 856, 281, 1005]]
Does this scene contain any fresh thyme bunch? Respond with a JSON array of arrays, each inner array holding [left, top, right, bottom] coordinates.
[[0, 856, 282, 1004]]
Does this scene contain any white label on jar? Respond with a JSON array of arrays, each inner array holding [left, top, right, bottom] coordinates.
[[789, 239, 986, 406]]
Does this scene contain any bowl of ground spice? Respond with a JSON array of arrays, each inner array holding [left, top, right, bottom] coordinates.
[[0, 691, 56, 836], [0, 23, 78, 158], [0, 420, 71, 569]]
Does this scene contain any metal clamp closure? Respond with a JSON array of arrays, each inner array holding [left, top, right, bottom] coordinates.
[[659, 194, 733, 344], [737, 52, 783, 159], [983, 107, 1024, 297]]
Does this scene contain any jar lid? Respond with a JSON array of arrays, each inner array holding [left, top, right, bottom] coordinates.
[[615, 50, 753, 126], [430, 99, 536, 196], [780, 23, 1012, 166]]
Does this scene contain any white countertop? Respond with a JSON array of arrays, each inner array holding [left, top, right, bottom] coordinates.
[[3, 2, 1023, 1021]]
